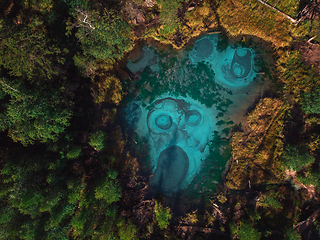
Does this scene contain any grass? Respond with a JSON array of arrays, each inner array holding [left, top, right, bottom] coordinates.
[[226, 98, 290, 189], [264, 0, 300, 18], [217, 0, 293, 47]]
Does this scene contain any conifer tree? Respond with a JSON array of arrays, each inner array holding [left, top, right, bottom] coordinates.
[[0, 17, 65, 83], [67, 7, 135, 75], [0, 78, 72, 145]]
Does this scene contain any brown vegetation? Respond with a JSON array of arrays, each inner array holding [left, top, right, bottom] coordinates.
[[293, 42, 320, 75], [226, 98, 289, 189]]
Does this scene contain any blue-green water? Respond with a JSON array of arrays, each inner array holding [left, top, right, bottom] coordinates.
[[125, 34, 264, 194]]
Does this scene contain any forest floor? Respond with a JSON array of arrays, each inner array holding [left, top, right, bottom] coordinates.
[[294, 42, 320, 75]]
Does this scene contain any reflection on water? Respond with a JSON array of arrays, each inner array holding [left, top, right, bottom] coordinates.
[[153, 145, 189, 192]]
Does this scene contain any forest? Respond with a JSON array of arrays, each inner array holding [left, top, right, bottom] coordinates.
[[0, 0, 320, 239]]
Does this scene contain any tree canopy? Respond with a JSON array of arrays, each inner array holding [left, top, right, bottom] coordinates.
[[0, 17, 65, 83], [0, 0, 320, 239]]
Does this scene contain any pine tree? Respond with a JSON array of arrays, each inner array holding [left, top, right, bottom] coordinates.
[[0, 17, 65, 83], [0, 78, 72, 145], [68, 8, 135, 75], [281, 145, 314, 172]]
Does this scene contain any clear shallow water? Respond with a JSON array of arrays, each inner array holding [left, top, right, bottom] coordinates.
[[130, 96, 215, 192], [189, 34, 256, 88], [125, 34, 264, 194]]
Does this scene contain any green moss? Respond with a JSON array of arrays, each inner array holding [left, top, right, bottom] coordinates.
[[297, 169, 320, 191], [277, 50, 320, 114]]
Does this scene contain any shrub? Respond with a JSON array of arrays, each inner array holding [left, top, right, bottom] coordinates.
[[230, 220, 261, 240], [154, 201, 171, 229], [89, 131, 106, 151]]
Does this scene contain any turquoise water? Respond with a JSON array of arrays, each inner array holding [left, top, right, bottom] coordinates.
[[125, 34, 263, 194], [189, 34, 255, 88]]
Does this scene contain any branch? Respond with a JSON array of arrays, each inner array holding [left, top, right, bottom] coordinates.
[[256, 0, 299, 24], [0, 81, 19, 92], [307, 35, 317, 43], [76, 9, 96, 30]]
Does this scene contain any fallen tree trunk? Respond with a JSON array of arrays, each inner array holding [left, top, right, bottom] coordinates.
[[294, 207, 320, 233], [256, 0, 299, 24], [307, 35, 317, 43]]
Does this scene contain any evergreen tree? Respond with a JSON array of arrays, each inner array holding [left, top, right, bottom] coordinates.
[[68, 7, 135, 75], [281, 145, 314, 172], [297, 168, 320, 190], [277, 50, 320, 114], [0, 78, 72, 145], [154, 201, 172, 230], [89, 131, 106, 151], [230, 220, 261, 240], [0, 17, 65, 83]]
